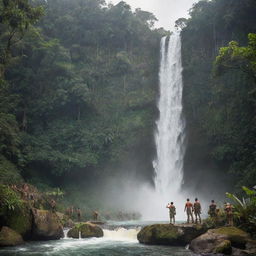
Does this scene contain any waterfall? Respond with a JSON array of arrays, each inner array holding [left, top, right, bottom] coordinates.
[[130, 32, 186, 221], [140, 32, 186, 220], [154, 32, 185, 195]]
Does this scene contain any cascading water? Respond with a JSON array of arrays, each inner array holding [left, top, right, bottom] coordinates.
[[138, 32, 186, 221], [153, 32, 186, 219], [154, 33, 186, 196]]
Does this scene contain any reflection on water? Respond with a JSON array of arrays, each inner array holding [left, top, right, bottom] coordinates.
[[0, 222, 194, 256]]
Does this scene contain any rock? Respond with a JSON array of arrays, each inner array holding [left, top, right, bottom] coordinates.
[[190, 227, 252, 255], [213, 227, 250, 249], [67, 226, 80, 239], [80, 223, 103, 238], [0, 226, 24, 247], [245, 240, 256, 255], [137, 223, 207, 246], [31, 209, 64, 240], [214, 240, 232, 254], [5, 203, 32, 239], [232, 248, 250, 256], [67, 223, 103, 239]]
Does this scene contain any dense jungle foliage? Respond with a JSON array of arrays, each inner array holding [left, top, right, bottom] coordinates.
[[0, 0, 163, 195], [181, 0, 256, 195]]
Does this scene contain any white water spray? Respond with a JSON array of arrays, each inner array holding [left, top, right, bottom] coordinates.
[[138, 32, 186, 221], [103, 228, 140, 242], [154, 33, 185, 195]]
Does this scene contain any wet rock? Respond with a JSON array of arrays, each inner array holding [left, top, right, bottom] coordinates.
[[67, 226, 80, 239], [67, 222, 103, 239], [5, 202, 32, 239], [214, 240, 232, 254], [137, 223, 207, 246], [0, 226, 24, 247], [31, 209, 64, 240], [190, 227, 253, 255], [80, 223, 103, 238]]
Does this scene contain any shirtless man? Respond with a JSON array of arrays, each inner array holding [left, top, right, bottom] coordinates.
[[184, 198, 194, 224], [194, 198, 202, 224]]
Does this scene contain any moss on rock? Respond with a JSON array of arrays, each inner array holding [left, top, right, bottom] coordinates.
[[0, 185, 32, 239], [212, 227, 250, 248], [80, 223, 103, 238], [137, 224, 181, 245], [67, 223, 103, 239], [67, 226, 79, 238], [214, 240, 232, 254], [6, 203, 32, 239], [190, 227, 253, 254], [0, 226, 24, 247], [137, 224, 207, 246]]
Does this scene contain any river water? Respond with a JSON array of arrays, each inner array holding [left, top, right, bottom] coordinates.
[[0, 222, 195, 256]]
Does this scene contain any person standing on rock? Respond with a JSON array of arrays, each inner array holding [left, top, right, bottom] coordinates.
[[193, 198, 202, 224], [166, 202, 176, 224], [50, 199, 56, 212], [184, 198, 194, 224], [93, 211, 99, 221], [77, 208, 82, 222], [208, 200, 217, 218], [225, 203, 234, 226]]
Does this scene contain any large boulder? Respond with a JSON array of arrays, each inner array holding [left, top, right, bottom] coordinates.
[[31, 209, 64, 240], [137, 224, 207, 246], [5, 203, 32, 240], [0, 185, 32, 239], [67, 223, 103, 239], [0, 226, 24, 247], [190, 227, 254, 255]]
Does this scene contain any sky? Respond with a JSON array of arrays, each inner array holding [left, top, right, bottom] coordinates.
[[107, 0, 199, 30]]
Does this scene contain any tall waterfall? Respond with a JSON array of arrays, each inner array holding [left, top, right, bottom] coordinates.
[[154, 32, 185, 194], [135, 32, 186, 220], [151, 32, 186, 220]]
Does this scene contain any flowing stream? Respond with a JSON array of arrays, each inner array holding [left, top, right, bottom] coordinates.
[[0, 223, 193, 256]]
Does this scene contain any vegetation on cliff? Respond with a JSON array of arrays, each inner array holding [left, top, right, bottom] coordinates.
[[0, 0, 163, 197], [181, 0, 256, 194]]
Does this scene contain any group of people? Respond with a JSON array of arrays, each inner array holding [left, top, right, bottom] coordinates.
[[65, 207, 100, 222], [66, 207, 82, 221], [166, 198, 234, 225]]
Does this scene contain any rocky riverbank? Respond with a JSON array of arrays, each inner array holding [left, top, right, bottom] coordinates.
[[137, 224, 256, 255], [0, 184, 108, 247]]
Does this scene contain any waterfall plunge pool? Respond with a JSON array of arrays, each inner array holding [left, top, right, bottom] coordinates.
[[0, 221, 195, 256]]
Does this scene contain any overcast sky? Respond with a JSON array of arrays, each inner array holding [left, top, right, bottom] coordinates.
[[107, 0, 199, 30]]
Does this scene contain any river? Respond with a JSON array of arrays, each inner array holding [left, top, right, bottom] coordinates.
[[0, 222, 194, 256]]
